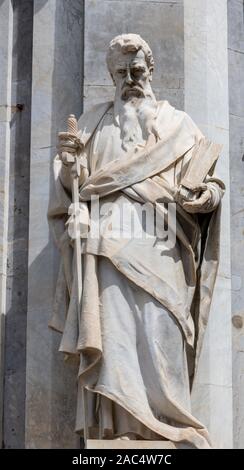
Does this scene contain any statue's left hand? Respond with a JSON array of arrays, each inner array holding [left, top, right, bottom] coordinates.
[[176, 183, 212, 213]]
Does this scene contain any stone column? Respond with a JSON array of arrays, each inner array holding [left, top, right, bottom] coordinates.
[[25, 0, 84, 448], [184, 0, 233, 448], [0, 0, 13, 447]]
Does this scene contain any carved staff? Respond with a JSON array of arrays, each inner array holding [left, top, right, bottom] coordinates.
[[59, 114, 89, 447]]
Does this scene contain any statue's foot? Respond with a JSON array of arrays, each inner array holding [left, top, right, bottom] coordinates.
[[115, 436, 130, 441], [115, 433, 137, 440]]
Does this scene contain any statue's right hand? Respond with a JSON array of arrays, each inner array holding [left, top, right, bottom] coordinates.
[[58, 132, 81, 164]]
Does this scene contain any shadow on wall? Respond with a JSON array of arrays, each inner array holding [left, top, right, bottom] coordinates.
[[4, 0, 33, 449], [32, 0, 49, 14]]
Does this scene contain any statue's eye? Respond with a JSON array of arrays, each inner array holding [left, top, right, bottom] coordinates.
[[132, 67, 145, 76], [117, 69, 126, 75]]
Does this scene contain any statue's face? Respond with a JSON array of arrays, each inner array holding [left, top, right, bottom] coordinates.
[[112, 49, 152, 101]]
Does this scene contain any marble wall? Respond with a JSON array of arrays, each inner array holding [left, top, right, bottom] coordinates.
[[0, 0, 13, 448], [0, 0, 243, 449], [84, 0, 184, 110], [184, 0, 232, 449], [228, 0, 244, 450], [25, 0, 84, 449], [3, 0, 33, 449]]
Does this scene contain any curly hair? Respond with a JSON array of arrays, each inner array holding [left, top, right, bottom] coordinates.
[[106, 34, 154, 83]]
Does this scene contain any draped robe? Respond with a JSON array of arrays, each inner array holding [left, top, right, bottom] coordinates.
[[48, 100, 224, 448]]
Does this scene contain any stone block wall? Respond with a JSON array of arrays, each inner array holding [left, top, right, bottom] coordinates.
[[0, 0, 243, 449]]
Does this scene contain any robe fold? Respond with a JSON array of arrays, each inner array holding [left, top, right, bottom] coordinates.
[[48, 100, 224, 448]]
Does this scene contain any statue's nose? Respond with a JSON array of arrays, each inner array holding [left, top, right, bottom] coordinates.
[[125, 69, 133, 85]]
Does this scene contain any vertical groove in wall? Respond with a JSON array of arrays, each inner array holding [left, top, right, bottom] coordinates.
[[0, 0, 13, 450], [228, 0, 244, 449], [80, 3, 85, 449], [3, 0, 33, 449], [81, 0, 85, 114]]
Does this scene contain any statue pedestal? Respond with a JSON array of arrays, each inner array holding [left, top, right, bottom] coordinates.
[[87, 440, 176, 449]]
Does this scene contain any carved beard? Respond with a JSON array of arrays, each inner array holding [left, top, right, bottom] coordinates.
[[114, 91, 159, 152]]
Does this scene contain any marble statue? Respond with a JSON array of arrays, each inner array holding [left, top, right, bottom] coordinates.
[[48, 34, 225, 448]]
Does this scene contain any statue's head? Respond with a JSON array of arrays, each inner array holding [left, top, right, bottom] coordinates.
[[106, 34, 154, 101]]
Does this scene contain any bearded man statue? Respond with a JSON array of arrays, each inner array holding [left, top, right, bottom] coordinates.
[[48, 34, 225, 449]]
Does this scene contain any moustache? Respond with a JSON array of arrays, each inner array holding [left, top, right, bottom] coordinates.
[[121, 85, 145, 100]]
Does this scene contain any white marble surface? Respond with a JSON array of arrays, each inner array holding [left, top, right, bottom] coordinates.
[[0, 0, 13, 448], [87, 440, 176, 449], [2, 0, 233, 449], [228, 0, 244, 449], [184, 0, 233, 449]]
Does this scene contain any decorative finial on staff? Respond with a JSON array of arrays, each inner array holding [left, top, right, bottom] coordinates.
[[67, 114, 78, 136]]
